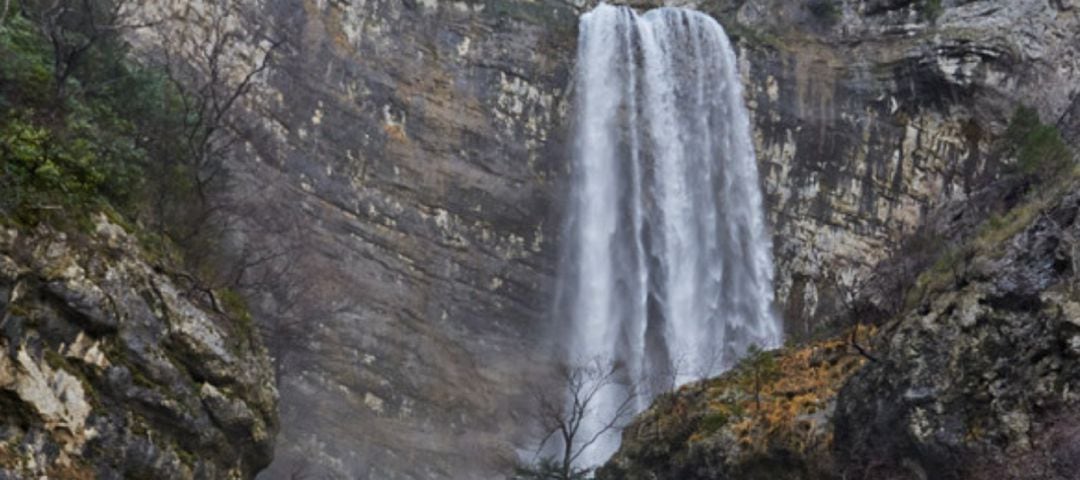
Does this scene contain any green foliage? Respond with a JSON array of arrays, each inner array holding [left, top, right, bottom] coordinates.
[[698, 412, 730, 436], [739, 345, 779, 382], [0, 16, 53, 109], [1004, 105, 1073, 176], [738, 345, 781, 412], [922, 0, 943, 22], [0, 7, 210, 235], [807, 0, 841, 25], [0, 14, 152, 224]]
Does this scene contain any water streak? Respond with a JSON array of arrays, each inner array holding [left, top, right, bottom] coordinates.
[[556, 3, 782, 464]]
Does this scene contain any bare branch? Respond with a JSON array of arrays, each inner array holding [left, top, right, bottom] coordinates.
[[831, 270, 880, 363], [522, 357, 641, 479]]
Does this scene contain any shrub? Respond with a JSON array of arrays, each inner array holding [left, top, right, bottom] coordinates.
[[0, 15, 151, 223], [699, 412, 730, 436], [0, 10, 211, 231], [1004, 105, 1073, 176], [807, 0, 841, 25], [923, 0, 943, 22]]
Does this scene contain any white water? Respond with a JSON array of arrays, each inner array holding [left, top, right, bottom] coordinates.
[[556, 3, 782, 465]]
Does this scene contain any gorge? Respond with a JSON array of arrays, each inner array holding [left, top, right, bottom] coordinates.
[[1, 0, 1079, 479]]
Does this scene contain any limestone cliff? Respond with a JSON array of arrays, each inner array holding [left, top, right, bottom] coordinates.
[[116, 0, 1080, 477], [833, 175, 1080, 479], [131, 1, 579, 477], [721, 0, 1080, 338], [0, 215, 277, 479]]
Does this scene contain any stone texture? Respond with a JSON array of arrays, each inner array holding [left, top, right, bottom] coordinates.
[[127, 1, 580, 478], [718, 0, 1080, 338], [119, 0, 1080, 477], [833, 178, 1080, 479], [0, 216, 277, 479]]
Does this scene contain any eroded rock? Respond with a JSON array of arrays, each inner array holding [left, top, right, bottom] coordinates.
[[0, 216, 277, 479]]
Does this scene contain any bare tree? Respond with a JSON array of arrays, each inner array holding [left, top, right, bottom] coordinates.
[[518, 358, 640, 480], [831, 270, 879, 363], [143, 2, 283, 245], [123, 1, 288, 314], [159, 22, 283, 209]]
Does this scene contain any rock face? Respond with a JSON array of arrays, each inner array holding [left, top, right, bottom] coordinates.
[[721, 0, 1080, 338], [122, 0, 1080, 477], [170, 1, 580, 478], [833, 177, 1080, 479], [0, 216, 277, 479]]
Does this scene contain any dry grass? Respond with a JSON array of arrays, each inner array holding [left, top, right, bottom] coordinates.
[[686, 330, 872, 457]]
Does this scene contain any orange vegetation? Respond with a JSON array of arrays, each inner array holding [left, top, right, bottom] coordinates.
[[690, 328, 873, 458]]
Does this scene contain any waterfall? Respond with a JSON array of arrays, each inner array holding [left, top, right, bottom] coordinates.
[[555, 3, 782, 465]]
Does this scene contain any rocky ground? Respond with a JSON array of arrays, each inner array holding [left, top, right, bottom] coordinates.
[[0, 215, 277, 479]]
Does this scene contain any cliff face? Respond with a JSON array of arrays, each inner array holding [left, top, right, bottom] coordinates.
[[726, 0, 1080, 338], [146, 1, 581, 477], [120, 0, 1080, 477], [0, 216, 277, 479], [833, 176, 1080, 479]]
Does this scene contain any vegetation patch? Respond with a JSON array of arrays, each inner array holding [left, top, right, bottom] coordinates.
[[0, 15, 160, 227], [1004, 106, 1073, 177], [695, 335, 866, 456], [606, 333, 871, 480], [922, 0, 943, 22], [807, 0, 841, 26]]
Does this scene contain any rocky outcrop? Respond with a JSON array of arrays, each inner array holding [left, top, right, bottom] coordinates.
[[833, 176, 1080, 479], [597, 336, 866, 480], [0, 216, 277, 479]]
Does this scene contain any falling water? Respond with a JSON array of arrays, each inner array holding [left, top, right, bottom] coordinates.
[[556, 3, 782, 465]]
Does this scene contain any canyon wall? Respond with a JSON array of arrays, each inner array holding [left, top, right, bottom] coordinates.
[[726, 0, 1080, 337], [124, 0, 1080, 477]]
